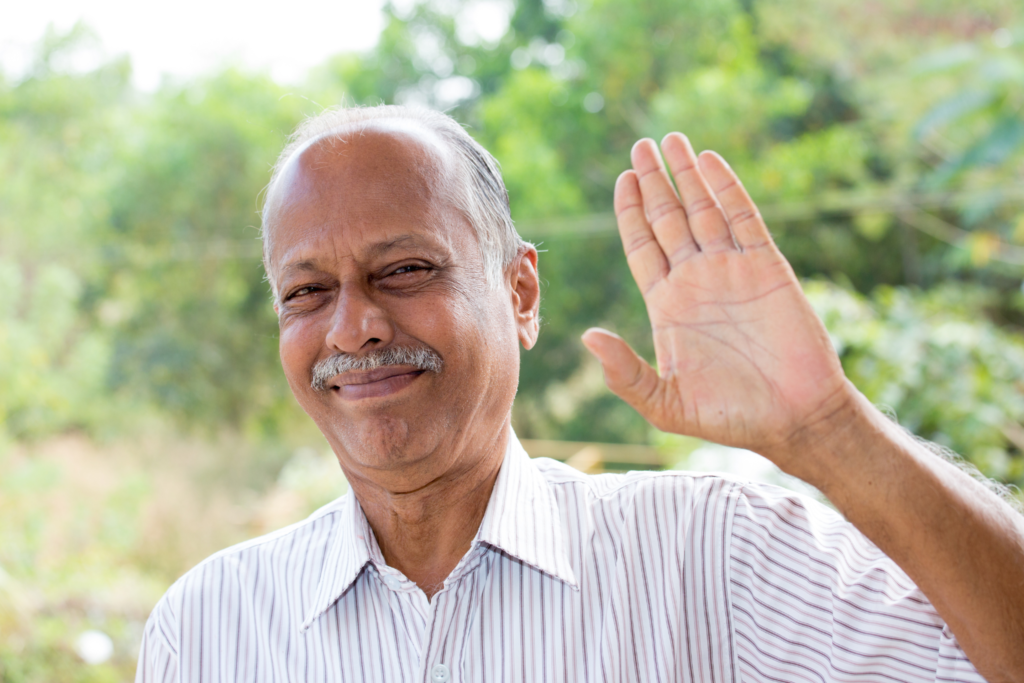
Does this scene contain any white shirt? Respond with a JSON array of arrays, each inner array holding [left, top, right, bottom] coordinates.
[[136, 433, 983, 682]]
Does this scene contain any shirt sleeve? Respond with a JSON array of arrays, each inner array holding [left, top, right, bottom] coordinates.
[[135, 599, 180, 683], [726, 482, 985, 683]]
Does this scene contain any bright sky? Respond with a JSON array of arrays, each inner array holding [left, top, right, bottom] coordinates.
[[1, 0, 391, 89]]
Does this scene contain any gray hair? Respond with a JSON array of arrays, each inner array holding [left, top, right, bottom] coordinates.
[[260, 105, 528, 294], [310, 345, 444, 392]]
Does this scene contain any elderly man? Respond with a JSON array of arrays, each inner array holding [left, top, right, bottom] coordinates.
[[136, 105, 1024, 683]]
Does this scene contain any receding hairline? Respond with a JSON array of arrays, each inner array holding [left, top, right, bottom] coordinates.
[[264, 118, 460, 223], [261, 118, 474, 283], [260, 104, 527, 298]]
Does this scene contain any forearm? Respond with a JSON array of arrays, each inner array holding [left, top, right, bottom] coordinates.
[[777, 386, 1024, 683]]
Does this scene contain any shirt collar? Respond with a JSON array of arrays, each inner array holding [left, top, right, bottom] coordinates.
[[300, 491, 377, 632], [474, 430, 578, 590], [301, 428, 578, 632]]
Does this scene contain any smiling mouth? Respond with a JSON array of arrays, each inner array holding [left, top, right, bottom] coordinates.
[[328, 366, 427, 399]]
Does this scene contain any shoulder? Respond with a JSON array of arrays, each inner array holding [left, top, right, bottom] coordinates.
[[728, 477, 853, 547], [146, 494, 349, 629], [532, 455, 748, 498], [532, 456, 783, 525], [533, 457, 851, 536], [187, 494, 347, 577]]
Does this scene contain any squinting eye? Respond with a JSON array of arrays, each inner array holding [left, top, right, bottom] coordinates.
[[289, 286, 318, 299], [391, 265, 424, 275]]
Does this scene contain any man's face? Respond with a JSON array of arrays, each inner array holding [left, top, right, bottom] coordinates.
[[267, 121, 537, 486]]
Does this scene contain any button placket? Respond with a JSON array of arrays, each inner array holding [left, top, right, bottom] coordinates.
[[417, 547, 495, 683], [374, 565, 428, 665]]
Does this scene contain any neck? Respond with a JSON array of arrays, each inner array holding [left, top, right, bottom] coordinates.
[[345, 425, 509, 598]]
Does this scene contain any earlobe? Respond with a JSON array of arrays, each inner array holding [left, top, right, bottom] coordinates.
[[510, 246, 541, 350]]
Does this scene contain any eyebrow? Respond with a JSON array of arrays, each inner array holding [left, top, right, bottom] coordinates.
[[278, 234, 443, 278], [278, 259, 321, 279], [365, 234, 429, 259]]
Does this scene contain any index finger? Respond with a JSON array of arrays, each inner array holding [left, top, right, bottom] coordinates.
[[614, 170, 669, 294]]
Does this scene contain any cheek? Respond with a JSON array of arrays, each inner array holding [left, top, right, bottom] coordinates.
[[278, 318, 324, 386], [390, 290, 485, 370], [441, 291, 518, 376]]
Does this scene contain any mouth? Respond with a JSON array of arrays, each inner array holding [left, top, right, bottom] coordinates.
[[327, 365, 428, 400]]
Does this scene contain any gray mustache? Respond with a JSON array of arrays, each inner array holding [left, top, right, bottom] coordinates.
[[310, 346, 444, 391]]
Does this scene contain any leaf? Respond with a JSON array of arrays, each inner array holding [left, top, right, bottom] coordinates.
[[965, 115, 1024, 166], [926, 115, 1024, 188], [913, 88, 994, 140], [910, 43, 979, 75]]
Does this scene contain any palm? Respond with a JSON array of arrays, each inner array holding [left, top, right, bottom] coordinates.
[[584, 134, 848, 454]]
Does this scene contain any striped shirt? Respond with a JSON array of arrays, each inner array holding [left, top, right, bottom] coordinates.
[[136, 432, 983, 682]]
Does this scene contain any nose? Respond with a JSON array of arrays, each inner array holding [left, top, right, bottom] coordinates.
[[324, 282, 395, 355]]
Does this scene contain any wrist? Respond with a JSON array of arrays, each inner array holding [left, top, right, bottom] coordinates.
[[763, 383, 904, 494]]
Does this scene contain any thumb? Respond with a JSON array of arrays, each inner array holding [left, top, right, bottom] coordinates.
[[581, 327, 661, 413]]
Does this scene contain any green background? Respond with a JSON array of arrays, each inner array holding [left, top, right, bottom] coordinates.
[[2, 0, 1024, 678]]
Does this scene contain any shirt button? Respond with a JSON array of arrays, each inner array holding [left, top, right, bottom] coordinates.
[[430, 664, 450, 682], [383, 575, 401, 590]]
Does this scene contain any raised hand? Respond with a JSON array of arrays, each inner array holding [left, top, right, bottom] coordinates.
[[582, 134, 852, 465]]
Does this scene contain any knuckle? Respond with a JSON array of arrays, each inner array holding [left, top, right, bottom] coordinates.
[[614, 201, 644, 218], [647, 201, 685, 224], [622, 365, 652, 403], [623, 233, 656, 256], [715, 178, 740, 193], [667, 242, 699, 266], [635, 166, 663, 182], [686, 197, 719, 217], [699, 235, 737, 252], [731, 208, 761, 225], [672, 162, 699, 176]]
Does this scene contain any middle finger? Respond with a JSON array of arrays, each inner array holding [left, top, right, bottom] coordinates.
[[630, 138, 700, 266], [661, 133, 737, 253]]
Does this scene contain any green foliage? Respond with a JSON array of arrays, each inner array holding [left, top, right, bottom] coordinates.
[[1, 0, 1021, 464], [807, 281, 1024, 487], [0, 262, 115, 439], [97, 71, 307, 428], [913, 33, 1024, 189], [3, 1, 1024, 675], [0, 0, 1020, 458]]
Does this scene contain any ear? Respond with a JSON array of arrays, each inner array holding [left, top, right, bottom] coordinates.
[[508, 246, 541, 350]]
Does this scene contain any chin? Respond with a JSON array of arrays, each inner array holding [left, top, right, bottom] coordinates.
[[324, 411, 444, 471]]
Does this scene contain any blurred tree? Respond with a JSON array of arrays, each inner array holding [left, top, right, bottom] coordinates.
[[807, 279, 1024, 490], [0, 24, 130, 440], [1, 0, 1023, 472], [97, 71, 307, 431], [4, 3, 1024, 677]]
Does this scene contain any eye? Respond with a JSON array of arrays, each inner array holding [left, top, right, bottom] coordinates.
[[386, 263, 432, 278], [285, 285, 322, 300]]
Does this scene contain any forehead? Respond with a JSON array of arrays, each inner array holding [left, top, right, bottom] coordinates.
[[267, 121, 469, 272], [272, 120, 455, 221]]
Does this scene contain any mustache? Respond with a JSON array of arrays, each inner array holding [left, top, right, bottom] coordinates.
[[310, 345, 444, 392]]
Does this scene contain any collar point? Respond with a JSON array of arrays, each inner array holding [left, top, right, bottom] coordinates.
[[560, 568, 581, 592]]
